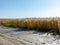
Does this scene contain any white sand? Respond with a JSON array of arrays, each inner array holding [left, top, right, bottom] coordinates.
[[0, 26, 60, 45]]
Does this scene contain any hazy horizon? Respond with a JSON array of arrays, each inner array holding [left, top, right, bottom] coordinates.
[[0, 0, 60, 18]]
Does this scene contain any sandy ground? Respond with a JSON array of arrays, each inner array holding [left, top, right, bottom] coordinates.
[[0, 26, 60, 45]]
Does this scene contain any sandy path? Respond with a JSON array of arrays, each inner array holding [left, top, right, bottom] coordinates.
[[0, 26, 60, 45], [0, 26, 33, 45], [0, 26, 38, 45], [0, 33, 34, 45]]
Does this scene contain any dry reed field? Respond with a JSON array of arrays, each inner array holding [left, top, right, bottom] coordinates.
[[0, 17, 60, 34]]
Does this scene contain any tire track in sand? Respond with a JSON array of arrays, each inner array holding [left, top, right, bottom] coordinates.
[[0, 33, 33, 45]]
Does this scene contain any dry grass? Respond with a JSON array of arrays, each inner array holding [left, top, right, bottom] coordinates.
[[0, 17, 60, 34]]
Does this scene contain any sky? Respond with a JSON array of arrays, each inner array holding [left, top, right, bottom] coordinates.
[[0, 0, 60, 18]]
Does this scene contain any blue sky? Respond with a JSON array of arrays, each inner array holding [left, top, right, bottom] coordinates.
[[0, 0, 60, 18]]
